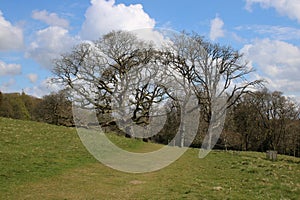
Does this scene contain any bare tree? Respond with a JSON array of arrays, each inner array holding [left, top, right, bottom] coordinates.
[[53, 30, 167, 137], [163, 32, 264, 147], [53, 30, 263, 148]]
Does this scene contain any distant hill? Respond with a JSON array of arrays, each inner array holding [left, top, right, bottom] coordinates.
[[0, 92, 41, 121], [0, 91, 74, 126]]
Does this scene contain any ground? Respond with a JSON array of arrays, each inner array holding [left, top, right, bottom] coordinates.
[[1, 117, 299, 199]]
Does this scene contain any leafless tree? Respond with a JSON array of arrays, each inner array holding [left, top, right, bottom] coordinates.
[[53, 30, 167, 137], [162, 32, 264, 148], [53, 30, 264, 148]]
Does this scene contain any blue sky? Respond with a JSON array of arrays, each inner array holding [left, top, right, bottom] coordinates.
[[1, 0, 300, 101]]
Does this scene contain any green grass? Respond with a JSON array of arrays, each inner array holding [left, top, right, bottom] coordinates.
[[1, 117, 300, 199], [0, 117, 95, 192]]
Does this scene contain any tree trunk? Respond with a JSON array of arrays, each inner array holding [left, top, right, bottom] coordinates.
[[125, 126, 133, 138], [180, 120, 185, 147]]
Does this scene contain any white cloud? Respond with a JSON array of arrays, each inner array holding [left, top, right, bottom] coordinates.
[[27, 73, 38, 83], [209, 16, 225, 41], [0, 78, 16, 92], [32, 10, 70, 29], [80, 0, 156, 40], [245, 0, 300, 23], [26, 26, 77, 69], [236, 25, 300, 41], [24, 77, 62, 98], [241, 38, 300, 94], [0, 11, 23, 51], [0, 60, 21, 76]]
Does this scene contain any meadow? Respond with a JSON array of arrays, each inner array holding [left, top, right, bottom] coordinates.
[[0, 117, 299, 199]]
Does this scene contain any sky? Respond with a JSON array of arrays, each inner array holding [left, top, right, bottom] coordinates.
[[1, 0, 300, 101]]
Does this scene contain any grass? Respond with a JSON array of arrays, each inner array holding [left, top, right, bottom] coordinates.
[[0, 117, 300, 199], [0, 117, 95, 192]]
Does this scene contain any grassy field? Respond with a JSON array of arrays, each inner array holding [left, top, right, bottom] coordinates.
[[0, 117, 299, 199]]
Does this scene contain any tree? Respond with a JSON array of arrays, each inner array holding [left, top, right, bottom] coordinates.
[[53, 30, 264, 148], [232, 89, 300, 154], [0, 91, 2, 107], [35, 90, 73, 126], [11, 96, 30, 120], [20, 91, 42, 121], [285, 120, 300, 157], [256, 90, 300, 152], [53, 30, 166, 137], [163, 32, 264, 147], [0, 93, 13, 118], [233, 93, 263, 151], [0, 93, 30, 120]]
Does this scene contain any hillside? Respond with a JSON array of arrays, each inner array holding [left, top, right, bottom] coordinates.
[[0, 117, 299, 199], [0, 92, 41, 121]]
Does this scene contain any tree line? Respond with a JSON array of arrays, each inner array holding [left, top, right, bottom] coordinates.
[[227, 89, 300, 156], [1, 88, 298, 156], [51, 30, 299, 156], [0, 90, 73, 127], [1, 30, 299, 157]]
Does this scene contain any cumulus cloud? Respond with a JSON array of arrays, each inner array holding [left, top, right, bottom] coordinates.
[[209, 16, 225, 41], [241, 38, 300, 93], [0, 60, 22, 76], [245, 0, 300, 23], [0, 11, 23, 51], [26, 26, 77, 69], [80, 0, 156, 40], [27, 73, 38, 83], [32, 10, 70, 29]]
